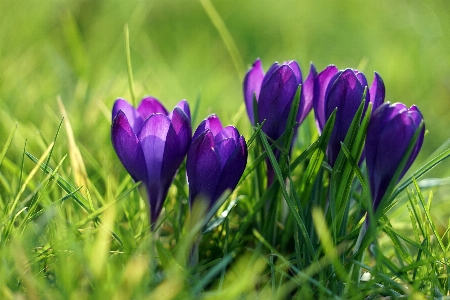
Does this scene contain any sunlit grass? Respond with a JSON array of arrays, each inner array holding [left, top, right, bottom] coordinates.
[[2, 0, 450, 299]]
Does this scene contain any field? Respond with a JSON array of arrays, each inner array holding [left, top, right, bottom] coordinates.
[[1, 1, 450, 299]]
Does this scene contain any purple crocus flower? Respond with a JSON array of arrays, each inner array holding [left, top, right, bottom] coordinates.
[[313, 66, 385, 166], [243, 58, 316, 141], [111, 97, 192, 225], [243, 59, 316, 185], [186, 114, 247, 208], [365, 102, 424, 211]]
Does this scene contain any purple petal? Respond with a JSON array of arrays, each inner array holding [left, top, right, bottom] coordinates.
[[214, 135, 248, 203], [298, 62, 317, 124], [187, 131, 221, 205], [313, 65, 339, 132], [400, 105, 425, 179], [137, 96, 168, 120], [143, 104, 191, 226], [146, 180, 171, 226], [326, 69, 365, 166], [287, 60, 302, 84], [174, 99, 191, 121], [193, 114, 223, 141], [161, 107, 192, 182], [243, 59, 265, 125], [214, 126, 239, 144], [262, 62, 281, 87], [216, 138, 238, 169], [258, 64, 299, 140], [112, 99, 143, 134], [354, 70, 371, 111], [369, 72, 385, 111], [111, 111, 147, 182], [138, 114, 171, 184], [146, 107, 191, 225], [354, 71, 369, 91]]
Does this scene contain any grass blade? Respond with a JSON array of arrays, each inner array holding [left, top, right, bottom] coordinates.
[[0, 123, 17, 167]]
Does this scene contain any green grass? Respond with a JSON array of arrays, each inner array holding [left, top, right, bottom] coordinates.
[[2, 0, 450, 298]]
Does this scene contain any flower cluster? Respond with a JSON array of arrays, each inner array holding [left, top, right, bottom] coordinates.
[[243, 58, 424, 212], [110, 58, 425, 229], [111, 97, 247, 226]]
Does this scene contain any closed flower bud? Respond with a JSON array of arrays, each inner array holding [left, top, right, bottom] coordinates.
[[243, 58, 316, 141], [313, 67, 385, 166], [365, 102, 424, 211], [187, 115, 247, 208]]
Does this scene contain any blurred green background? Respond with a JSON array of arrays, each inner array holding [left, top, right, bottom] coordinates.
[[1, 0, 449, 175]]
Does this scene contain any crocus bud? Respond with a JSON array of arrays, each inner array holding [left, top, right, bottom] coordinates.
[[313, 67, 385, 166], [111, 97, 192, 225], [187, 115, 247, 208], [365, 102, 424, 211], [243, 59, 316, 141]]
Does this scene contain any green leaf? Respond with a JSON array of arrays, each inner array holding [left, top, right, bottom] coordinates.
[[124, 24, 136, 106], [413, 179, 446, 253], [202, 198, 239, 234], [382, 219, 412, 264], [340, 142, 368, 197], [25, 151, 92, 213], [24, 151, 124, 245], [298, 110, 335, 209], [156, 240, 174, 270], [259, 129, 315, 257], [229, 178, 279, 249], [0, 123, 17, 168], [192, 254, 234, 294], [390, 136, 449, 200], [330, 99, 371, 237]]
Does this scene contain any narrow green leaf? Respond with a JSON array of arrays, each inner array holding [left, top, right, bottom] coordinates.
[[124, 24, 136, 106], [298, 110, 335, 210], [253, 229, 337, 299], [202, 198, 239, 234], [192, 254, 234, 294], [289, 140, 319, 171], [192, 92, 201, 126], [391, 145, 450, 200], [340, 142, 368, 197], [407, 205, 421, 244], [229, 178, 279, 248], [331, 100, 371, 236], [312, 207, 347, 281], [156, 240, 174, 270], [18, 155, 67, 232], [259, 129, 315, 257], [382, 221, 412, 264], [407, 189, 426, 239], [44, 117, 64, 173], [8, 143, 54, 220], [25, 151, 92, 213], [413, 179, 446, 253], [199, 0, 245, 79], [252, 92, 259, 126], [412, 239, 427, 281], [0, 123, 17, 168], [286, 85, 301, 134]]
